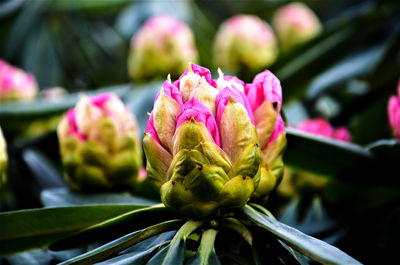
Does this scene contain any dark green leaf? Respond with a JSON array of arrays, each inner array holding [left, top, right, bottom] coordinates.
[[59, 219, 183, 265], [284, 128, 396, 185], [40, 187, 157, 207], [50, 205, 178, 250], [0, 205, 145, 256], [161, 220, 205, 265], [186, 229, 220, 265], [145, 244, 169, 265], [243, 205, 362, 265], [366, 139, 400, 161]]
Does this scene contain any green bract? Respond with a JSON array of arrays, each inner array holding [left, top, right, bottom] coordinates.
[[0, 127, 7, 187]]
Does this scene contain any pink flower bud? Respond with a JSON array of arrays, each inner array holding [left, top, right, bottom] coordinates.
[[297, 118, 351, 142], [176, 98, 220, 146], [213, 15, 278, 72], [0, 59, 38, 101], [245, 69, 282, 112], [272, 2, 322, 51], [174, 64, 216, 89], [128, 15, 198, 80], [267, 115, 285, 145], [388, 82, 400, 139]]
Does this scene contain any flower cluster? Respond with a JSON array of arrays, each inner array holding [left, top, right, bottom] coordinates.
[[0, 60, 38, 101], [128, 15, 198, 80], [143, 64, 285, 217], [297, 118, 351, 142], [213, 15, 278, 72], [57, 93, 142, 191]]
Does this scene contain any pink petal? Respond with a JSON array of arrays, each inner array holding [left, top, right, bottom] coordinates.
[[89, 93, 112, 109], [245, 70, 282, 112], [176, 98, 220, 146], [145, 112, 161, 144], [174, 64, 216, 89], [334, 127, 351, 142], [267, 115, 285, 144], [66, 109, 85, 141], [388, 95, 400, 138], [297, 118, 334, 139], [216, 87, 255, 126], [155, 81, 183, 106]]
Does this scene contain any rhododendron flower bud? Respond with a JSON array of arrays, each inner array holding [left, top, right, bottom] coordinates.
[[0, 60, 38, 101], [128, 15, 198, 80], [297, 118, 351, 142], [272, 2, 322, 51], [0, 127, 7, 187], [213, 15, 278, 72], [245, 71, 286, 201], [57, 93, 142, 191], [388, 82, 400, 139], [143, 64, 260, 218]]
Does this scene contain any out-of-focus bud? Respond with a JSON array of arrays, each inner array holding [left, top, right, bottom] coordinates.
[[213, 15, 278, 73], [272, 2, 322, 51], [245, 70, 286, 202], [57, 93, 142, 191], [0, 60, 38, 101], [40, 87, 67, 101], [128, 15, 198, 81], [0, 127, 7, 187], [297, 118, 351, 142], [143, 64, 261, 218], [388, 82, 400, 139]]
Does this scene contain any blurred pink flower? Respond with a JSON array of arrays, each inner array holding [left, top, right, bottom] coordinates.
[[388, 81, 400, 139], [297, 118, 351, 142], [0, 59, 38, 101]]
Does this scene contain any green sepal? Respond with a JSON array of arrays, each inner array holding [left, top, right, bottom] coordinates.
[[228, 143, 261, 180], [143, 133, 172, 191], [81, 141, 109, 168], [161, 180, 198, 211], [218, 175, 254, 208], [74, 165, 111, 190], [168, 149, 209, 181], [183, 164, 229, 201], [172, 120, 213, 155], [194, 141, 232, 173], [253, 167, 277, 200], [107, 150, 140, 185]]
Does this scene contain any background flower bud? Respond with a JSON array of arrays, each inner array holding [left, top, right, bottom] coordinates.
[[57, 93, 142, 191], [213, 15, 278, 72], [0, 127, 7, 187], [388, 82, 400, 139], [272, 2, 322, 52], [297, 118, 352, 142], [128, 15, 198, 81], [0, 60, 38, 101], [143, 64, 261, 218]]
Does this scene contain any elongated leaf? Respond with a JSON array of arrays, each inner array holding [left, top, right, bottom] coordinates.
[[59, 219, 183, 265], [96, 241, 170, 265], [41, 187, 157, 207], [243, 205, 362, 265], [145, 244, 170, 265], [0, 205, 145, 256], [366, 139, 400, 161], [50, 205, 177, 250], [186, 229, 221, 265], [22, 148, 65, 188], [284, 128, 395, 184], [161, 220, 205, 265]]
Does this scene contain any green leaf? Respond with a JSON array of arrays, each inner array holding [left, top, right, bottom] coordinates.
[[59, 219, 183, 265], [243, 205, 362, 265], [50, 205, 178, 250], [284, 128, 384, 184], [145, 244, 170, 265], [0, 205, 145, 256], [96, 241, 169, 265], [41, 187, 158, 207], [366, 139, 400, 161], [186, 229, 221, 265], [161, 220, 205, 265]]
